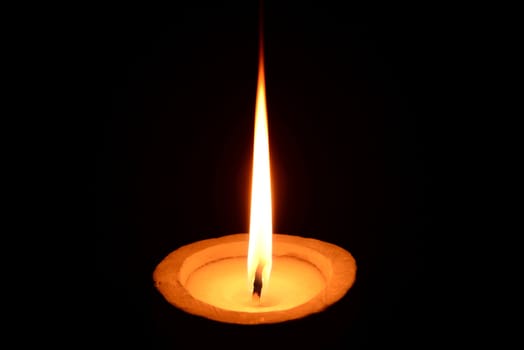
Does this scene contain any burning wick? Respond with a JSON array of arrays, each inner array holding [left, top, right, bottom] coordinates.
[[249, 4, 271, 306], [252, 264, 264, 302]]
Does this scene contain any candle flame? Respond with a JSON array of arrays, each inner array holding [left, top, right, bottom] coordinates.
[[247, 29, 272, 297]]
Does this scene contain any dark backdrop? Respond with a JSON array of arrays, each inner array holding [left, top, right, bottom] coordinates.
[[94, 2, 442, 348]]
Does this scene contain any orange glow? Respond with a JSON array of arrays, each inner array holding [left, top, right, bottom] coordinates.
[[247, 34, 272, 296]]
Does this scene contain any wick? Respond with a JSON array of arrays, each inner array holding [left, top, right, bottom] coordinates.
[[252, 264, 264, 302]]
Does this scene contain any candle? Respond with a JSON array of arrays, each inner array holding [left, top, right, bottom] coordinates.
[[154, 233, 356, 324], [153, 15, 357, 324]]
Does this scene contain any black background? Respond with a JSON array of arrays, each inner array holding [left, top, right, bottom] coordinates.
[[94, 2, 444, 348]]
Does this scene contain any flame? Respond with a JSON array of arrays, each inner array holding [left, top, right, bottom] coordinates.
[[247, 31, 272, 295]]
